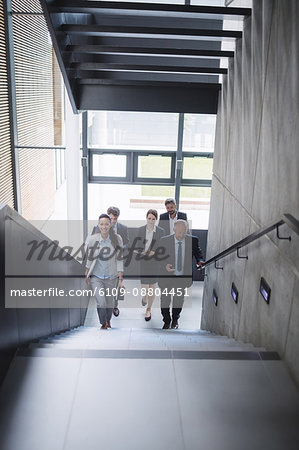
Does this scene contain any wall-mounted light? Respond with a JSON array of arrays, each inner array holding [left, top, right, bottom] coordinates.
[[231, 282, 238, 304], [213, 289, 218, 306], [260, 277, 271, 304]]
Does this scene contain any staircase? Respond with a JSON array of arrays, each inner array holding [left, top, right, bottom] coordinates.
[[0, 326, 298, 450], [39, 0, 251, 112]]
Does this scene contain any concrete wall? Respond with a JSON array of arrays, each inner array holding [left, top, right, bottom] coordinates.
[[0, 203, 88, 385], [201, 0, 299, 384]]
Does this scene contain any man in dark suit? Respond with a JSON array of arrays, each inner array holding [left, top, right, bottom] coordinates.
[[106, 206, 130, 250], [158, 219, 204, 329], [107, 206, 130, 316], [159, 198, 187, 236], [92, 206, 130, 317]]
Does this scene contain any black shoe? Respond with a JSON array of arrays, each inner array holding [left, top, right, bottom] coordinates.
[[171, 320, 179, 329], [145, 313, 151, 322], [162, 323, 170, 329], [141, 297, 147, 306], [113, 307, 120, 317]]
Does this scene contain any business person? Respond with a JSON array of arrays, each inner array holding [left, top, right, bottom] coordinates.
[[158, 219, 204, 329], [107, 206, 130, 317], [92, 206, 129, 317], [136, 209, 165, 321], [107, 206, 130, 249], [159, 198, 187, 236], [85, 214, 124, 329]]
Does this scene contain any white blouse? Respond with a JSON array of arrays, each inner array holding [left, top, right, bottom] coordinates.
[[144, 225, 156, 252]]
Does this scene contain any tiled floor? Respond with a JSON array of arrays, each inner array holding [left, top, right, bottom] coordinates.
[[0, 353, 298, 450], [0, 280, 298, 450], [84, 279, 204, 330]]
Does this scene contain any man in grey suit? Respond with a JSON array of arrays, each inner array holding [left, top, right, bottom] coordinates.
[[93, 206, 130, 317], [158, 220, 204, 329], [159, 198, 188, 236]]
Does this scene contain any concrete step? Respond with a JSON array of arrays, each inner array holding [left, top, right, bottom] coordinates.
[[34, 327, 264, 352], [38, 337, 256, 348], [27, 342, 266, 353]]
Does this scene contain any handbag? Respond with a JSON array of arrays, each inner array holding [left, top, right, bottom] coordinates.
[[116, 285, 125, 301]]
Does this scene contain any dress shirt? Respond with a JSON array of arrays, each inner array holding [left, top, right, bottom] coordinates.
[[169, 213, 178, 235], [174, 236, 185, 276], [92, 235, 111, 279], [144, 225, 156, 252]]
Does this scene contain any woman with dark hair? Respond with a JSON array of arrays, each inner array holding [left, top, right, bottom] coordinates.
[[85, 214, 124, 329], [137, 209, 165, 321]]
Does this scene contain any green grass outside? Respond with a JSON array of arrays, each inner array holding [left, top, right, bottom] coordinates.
[[140, 156, 212, 199], [141, 186, 211, 198]]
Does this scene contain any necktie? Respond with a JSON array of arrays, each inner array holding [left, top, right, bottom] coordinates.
[[177, 241, 182, 272]]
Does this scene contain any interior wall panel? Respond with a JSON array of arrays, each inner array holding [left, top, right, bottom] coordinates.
[[0, 0, 14, 208]]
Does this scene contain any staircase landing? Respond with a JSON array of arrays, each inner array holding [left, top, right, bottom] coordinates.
[[0, 326, 298, 450]]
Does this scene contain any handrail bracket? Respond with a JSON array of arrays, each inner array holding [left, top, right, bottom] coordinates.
[[203, 213, 297, 270], [215, 260, 223, 270], [237, 247, 248, 259], [276, 224, 291, 241]]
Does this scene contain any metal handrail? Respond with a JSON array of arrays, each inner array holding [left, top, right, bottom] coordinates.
[[202, 213, 299, 269]]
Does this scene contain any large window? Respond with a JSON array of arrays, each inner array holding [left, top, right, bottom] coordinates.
[[88, 111, 178, 151], [92, 154, 128, 178], [89, 150, 176, 185], [137, 155, 173, 179], [182, 155, 213, 184], [180, 186, 211, 230], [183, 114, 216, 153], [86, 111, 216, 229], [88, 183, 176, 222]]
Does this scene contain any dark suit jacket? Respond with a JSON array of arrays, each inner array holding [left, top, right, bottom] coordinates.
[[136, 225, 165, 253], [158, 234, 203, 289], [135, 225, 165, 279], [92, 222, 130, 248], [158, 211, 188, 236]]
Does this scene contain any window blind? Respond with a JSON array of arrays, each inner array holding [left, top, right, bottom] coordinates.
[[0, 0, 14, 208], [11, 0, 61, 220]]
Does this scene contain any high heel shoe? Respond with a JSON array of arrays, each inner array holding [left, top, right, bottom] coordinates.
[[141, 297, 147, 306], [145, 310, 151, 321]]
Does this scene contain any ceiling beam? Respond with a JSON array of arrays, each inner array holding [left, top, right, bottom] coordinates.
[[61, 24, 242, 39], [70, 62, 227, 74], [79, 83, 220, 113], [65, 45, 234, 58], [72, 69, 219, 84], [49, 0, 251, 18], [63, 36, 224, 50], [90, 16, 224, 31], [77, 78, 222, 89], [70, 53, 223, 67]]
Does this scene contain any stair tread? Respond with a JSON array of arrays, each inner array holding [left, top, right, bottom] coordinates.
[[32, 327, 266, 353]]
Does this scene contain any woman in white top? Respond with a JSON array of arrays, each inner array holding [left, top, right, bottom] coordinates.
[[85, 214, 124, 329], [136, 209, 165, 321]]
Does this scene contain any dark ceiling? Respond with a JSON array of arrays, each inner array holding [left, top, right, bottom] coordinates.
[[40, 0, 251, 113]]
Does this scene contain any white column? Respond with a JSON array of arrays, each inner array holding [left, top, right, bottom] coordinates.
[[64, 91, 84, 251], [65, 90, 82, 221]]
